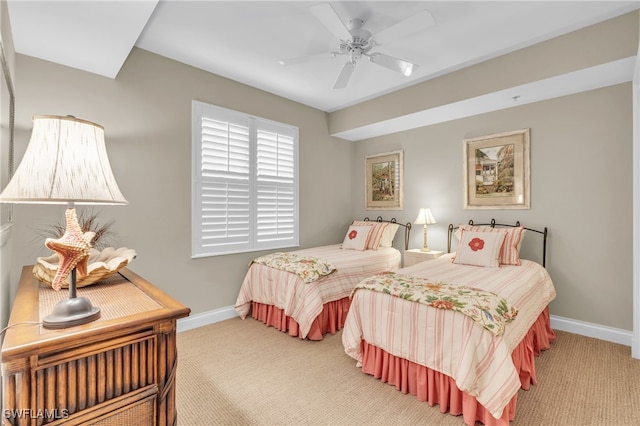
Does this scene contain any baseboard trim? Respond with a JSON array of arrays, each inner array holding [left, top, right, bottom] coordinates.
[[176, 306, 633, 347], [177, 305, 239, 333], [550, 314, 632, 346]]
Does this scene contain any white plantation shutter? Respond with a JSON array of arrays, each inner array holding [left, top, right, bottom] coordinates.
[[255, 124, 296, 247], [198, 115, 251, 251], [192, 101, 298, 257]]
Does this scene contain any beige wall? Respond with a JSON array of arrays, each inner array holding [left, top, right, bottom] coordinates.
[[9, 48, 353, 315]]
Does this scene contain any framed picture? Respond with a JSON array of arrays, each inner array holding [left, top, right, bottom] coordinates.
[[463, 129, 530, 209], [365, 150, 403, 210]]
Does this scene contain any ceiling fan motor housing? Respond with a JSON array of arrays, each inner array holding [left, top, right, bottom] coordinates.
[[340, 19, 374, 58]]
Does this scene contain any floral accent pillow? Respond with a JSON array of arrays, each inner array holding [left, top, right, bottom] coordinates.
[[351, 220, 389, 250], [458, 225, 526, 266], [453, 229, 506, 267], [342, 225, 373, 251]]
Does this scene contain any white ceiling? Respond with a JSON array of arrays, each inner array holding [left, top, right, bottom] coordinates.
[[6, 1, 640, 114]]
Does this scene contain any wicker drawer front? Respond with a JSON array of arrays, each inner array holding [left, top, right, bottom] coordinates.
[[2, 334, 156, 425], [33, 335, 156, 422], [87, 394, 156, 426]]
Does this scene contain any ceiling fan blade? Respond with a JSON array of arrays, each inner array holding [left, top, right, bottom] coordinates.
[[278, 52, 332, 66], [333, 61, 356, 89], [368, 53, 418, 76], [374, 9, 435, 44], [310, 3, 352, 41]]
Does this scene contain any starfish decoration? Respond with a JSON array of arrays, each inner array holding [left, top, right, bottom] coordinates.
[[45, 208, 96, 291]]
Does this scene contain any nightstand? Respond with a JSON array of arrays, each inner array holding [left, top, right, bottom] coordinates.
[[2, 266, 190, 425], [404, 249, 444, 266]]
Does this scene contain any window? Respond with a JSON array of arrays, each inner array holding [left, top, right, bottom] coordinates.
[[192, 101, 298, 257]]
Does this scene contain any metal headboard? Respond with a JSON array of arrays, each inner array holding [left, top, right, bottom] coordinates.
[[447, 219, 548, 267], [363, 216, 412, 251]]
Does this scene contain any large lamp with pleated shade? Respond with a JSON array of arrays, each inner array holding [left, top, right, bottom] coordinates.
[[0, 115, 127, 329]]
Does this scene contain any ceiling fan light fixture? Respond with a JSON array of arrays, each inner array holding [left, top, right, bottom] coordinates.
[[402, 63, 416, 76]]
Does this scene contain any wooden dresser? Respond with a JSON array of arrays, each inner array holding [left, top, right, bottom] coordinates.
[[1, 267, 190, 425]]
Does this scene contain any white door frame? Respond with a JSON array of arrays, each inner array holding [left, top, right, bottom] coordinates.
[[632, 50, 639, 359]]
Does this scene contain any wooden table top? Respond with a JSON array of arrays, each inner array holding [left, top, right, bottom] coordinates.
[[1, 266, 190, 361]]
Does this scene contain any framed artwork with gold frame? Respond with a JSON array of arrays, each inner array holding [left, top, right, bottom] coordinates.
[[463, 129, 530, 209], [365, 150, 403, 210]]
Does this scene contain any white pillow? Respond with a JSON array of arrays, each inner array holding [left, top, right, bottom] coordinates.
[[342, 225, 373, 251], [453, 229, 506, 267], [378, 223, 400, 247]]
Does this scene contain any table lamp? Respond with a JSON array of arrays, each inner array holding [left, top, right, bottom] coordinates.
[[414, 207, 436, 252], [0, 115, 127, 329]]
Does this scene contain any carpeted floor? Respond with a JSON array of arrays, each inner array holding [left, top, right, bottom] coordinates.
[[175, 317, 640, 425]]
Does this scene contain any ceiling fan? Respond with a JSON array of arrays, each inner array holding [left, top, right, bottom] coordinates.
[[279, 4, 435, 89]]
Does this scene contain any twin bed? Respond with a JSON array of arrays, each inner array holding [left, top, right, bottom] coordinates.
[[234, 217, 411, 340], [235, 219, 556, 425]]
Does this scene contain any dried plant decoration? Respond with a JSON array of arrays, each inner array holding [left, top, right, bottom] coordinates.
[[35, 209, 117, 250]]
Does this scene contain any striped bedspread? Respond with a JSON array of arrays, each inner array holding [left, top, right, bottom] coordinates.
[[342, 253, 556, 419], [235, 244, 401, 339]]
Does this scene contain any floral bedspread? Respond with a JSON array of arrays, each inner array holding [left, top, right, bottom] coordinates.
[[351, 271, 518, 335], [250, 252, 337, 284]]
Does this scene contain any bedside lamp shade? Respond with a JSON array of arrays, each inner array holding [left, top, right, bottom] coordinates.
[[414, 208, 436, 252], [0, 115, 128, 329], [0, 115, 127, 204]]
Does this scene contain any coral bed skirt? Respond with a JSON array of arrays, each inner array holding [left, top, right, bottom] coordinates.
[[251, 297, 351, 340], [360, 307, 556, 426], [251, 300, 554, 425]]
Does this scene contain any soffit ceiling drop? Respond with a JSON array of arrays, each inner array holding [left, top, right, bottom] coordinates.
[[7, 1, 639, 139]]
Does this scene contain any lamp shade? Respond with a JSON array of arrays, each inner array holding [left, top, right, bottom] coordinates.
[[0, 115, 127, 205], [414, 207, 436, 225]]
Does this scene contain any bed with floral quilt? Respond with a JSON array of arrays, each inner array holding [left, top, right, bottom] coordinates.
[[342, 220, 556, 425], [235, 218, 411, 340]]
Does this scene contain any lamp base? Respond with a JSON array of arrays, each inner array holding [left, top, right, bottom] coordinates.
[[420, 247, 431, 252], [43, 296, 101, 329]]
